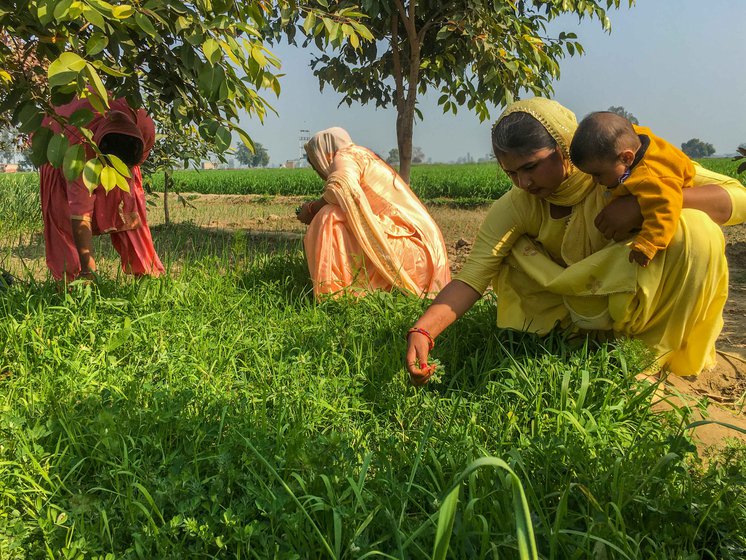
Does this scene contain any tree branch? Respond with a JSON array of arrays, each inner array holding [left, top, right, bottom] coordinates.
[[390, 13, 405, 112]]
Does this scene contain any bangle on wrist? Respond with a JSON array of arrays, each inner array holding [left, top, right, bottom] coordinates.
[[407, 327, 434, 350]]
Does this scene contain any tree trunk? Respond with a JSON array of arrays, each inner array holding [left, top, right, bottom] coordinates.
[[390, 2, 420, 185], [396, 104, 415, 184], [163, 169, 171, 225]]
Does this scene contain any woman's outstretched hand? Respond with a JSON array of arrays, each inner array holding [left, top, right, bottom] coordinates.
[[406, 330, 436, 386]]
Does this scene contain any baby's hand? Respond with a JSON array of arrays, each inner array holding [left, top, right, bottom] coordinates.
[[629, 249, 650, 267]]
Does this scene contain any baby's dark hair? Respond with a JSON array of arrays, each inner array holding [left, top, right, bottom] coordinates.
[[569, 111, 638, 167], [99, 133, 144, 167], [492, 111, 557, 157]]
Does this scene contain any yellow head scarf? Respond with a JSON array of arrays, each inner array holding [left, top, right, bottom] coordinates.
[[495, 97, 609, 264]]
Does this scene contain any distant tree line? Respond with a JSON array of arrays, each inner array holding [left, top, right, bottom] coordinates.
[[235, 143, 270, 168]]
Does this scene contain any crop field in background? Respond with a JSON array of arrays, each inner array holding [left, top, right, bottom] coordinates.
[[0, 160, 744, 557], [147, 158, 746, 199], [143, 162, 513, 200], [1, 158, 744, 206]]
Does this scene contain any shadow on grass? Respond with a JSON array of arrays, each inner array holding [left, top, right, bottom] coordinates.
[[1, 222, 304, 264], [150, 221, 303, 261]]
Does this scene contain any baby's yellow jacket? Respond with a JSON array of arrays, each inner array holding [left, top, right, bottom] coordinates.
[[611, 125, 695, 261]]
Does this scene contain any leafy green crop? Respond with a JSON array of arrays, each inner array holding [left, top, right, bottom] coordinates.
[[143, 162, 513, 200]]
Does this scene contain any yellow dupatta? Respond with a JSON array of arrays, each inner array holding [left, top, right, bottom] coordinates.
[[496, 97, 610, 265]]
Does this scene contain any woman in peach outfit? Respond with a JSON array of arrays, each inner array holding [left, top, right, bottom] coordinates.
[[297, 127, 450, 299], [40, 96, 164, 281]]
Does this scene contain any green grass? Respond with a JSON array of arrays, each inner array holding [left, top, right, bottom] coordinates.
[[142, 162, 513, 200], [0, 236, 744, 558], [696, 157, 746, 178], [1, 159, 742, 207], [0, 172, 40, 234], [0, 163, 744, 558]]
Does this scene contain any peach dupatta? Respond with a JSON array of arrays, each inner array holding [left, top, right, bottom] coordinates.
[[304, 129, 450, 298]]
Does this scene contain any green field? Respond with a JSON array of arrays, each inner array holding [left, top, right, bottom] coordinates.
[[142, 162, 513, 200], [0, 161, 744, 557], [1, 158, 743, 205]]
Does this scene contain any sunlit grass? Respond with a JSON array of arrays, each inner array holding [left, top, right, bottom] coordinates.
[[0, 239, 744, 557], [0, 165, 744, 558]]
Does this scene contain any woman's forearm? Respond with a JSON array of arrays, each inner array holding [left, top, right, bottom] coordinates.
[[413, 280, 482, 338], [683, 184, 732, 224]]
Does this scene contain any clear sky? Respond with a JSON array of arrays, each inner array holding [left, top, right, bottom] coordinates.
[[238, 0, 746, 165]]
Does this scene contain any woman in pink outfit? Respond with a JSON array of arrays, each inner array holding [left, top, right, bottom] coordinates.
[[296, 127, 451, 299], [40, 96, 164, 281]]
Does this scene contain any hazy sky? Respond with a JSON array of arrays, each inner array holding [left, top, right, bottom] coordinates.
[[237, 1, 746, 165]]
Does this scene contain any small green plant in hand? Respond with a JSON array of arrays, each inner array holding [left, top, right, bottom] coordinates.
[[425, 358, 445, 384]]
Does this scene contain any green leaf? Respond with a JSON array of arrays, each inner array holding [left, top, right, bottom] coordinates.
[[53, 0, 74, 20], [203, 38, 221, 65], [236, 128, 255, 153], [302, 13, 316, 34], [83, 157, 104, 192], [114, 170, 131, 192], [435, 457, 537, 560], [250, 45, 267, 67], [87, 93, 108, 116], [48, 52, 86, 88], [219, 40, 241, 66], [68, 108, 95, 127], [198, 65, 227, 101], [83, 5, 106, 29], [90, 60, 129, 77], [30, 127, 53, 167], [63, 144, 86, 181], [100, 165, 118, 192], [175, 15, 190, 32], [111, 4, 134, 18], [106, 154, 132, 178], [17, 103, 44, 133], [37, 0, 53, 25], [134, 12, 158, 37], [84, 64, 110, 110], [47, 133, 69, 168], [433, 485, 460, 560], [86, 32, 109, 55], [214, 125, 232, 152]]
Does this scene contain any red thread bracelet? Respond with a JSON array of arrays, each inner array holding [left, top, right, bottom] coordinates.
[[407, 327, 434, 350]]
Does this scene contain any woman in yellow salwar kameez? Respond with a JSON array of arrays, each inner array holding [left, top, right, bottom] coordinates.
[[297, 127, 451, 299], [406, 98, 746, 384]]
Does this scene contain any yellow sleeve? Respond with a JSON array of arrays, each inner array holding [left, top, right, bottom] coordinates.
[[621, 169, 684, 261], [692, 162, 746, 226], [455, 189, 528, 294]]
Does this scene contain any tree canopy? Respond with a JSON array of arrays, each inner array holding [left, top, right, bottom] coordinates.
[[681, 138, 715, 159], [283, 0, 634, 182], [236, 142, 270, 167], [1, 1, 368, 189], [606, 106, 639, 125]]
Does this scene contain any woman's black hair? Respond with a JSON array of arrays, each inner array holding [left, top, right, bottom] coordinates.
[[492, 111, 557, 157], [99, 133, 144, 167]]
